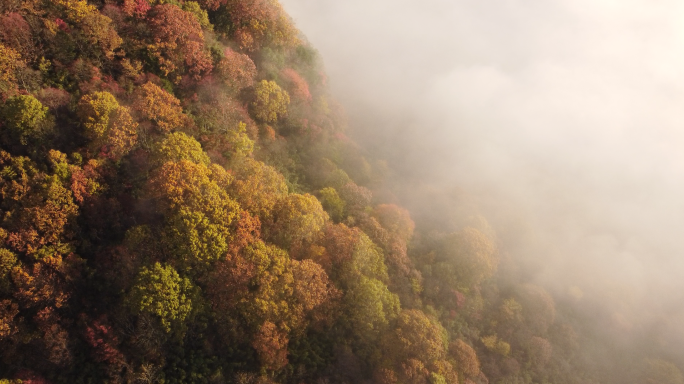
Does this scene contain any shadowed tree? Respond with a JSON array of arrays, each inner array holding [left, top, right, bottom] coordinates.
[[435, 227, 498, 290], [450, 339, 481, 381], [1, 95, 52, 145]]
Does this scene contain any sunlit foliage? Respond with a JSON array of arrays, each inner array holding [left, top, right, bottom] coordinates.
[[127, 262, 195, 333], [133, 82, 188, 133], [250, 80, 290, 123], [147, 4, 213, 79]]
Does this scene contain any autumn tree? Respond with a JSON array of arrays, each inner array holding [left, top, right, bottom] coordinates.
[[341, 275, 399, 350], [229, 158, 288, 221], [0, 152, 78, 258], [266, 193, 328, 249], [147, 4, 213, 80], [316, 223, 389, 288], [149, 160, 241, 270], [0, 299, 19, 341], [250, 80, 290, 123], [77, 91, 119, 139], [372, 204, 415, 243], [338, 182, 372, 216], [77, 91, 138, 158], [385, 309, 447, 363], [516, 284, 556, 335], [450, 339, 481, 380], [0, 13, 35, 63], [281, 68, 312, 103], [216, 47, 257, 93], [218, 0, 298, 51], [209, 239, 337, 367], [481, 334, 510, 357], [252, 321, 289, 371], [133, 82, 188, 133], [182, 1, 213, 30], [54, 0, 122, 59], [0, 43, 22, 93]]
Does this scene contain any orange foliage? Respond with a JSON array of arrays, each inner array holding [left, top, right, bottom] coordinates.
[[0, 299, 19, 340], [450, 339, 480, 379], [69, 160, 102, 204], [399, 359, 428, 384], [0, 153, 78, 258], [252, 321, 289, 371], [339, 182, 372, 214], [11, 255, 69, 309], [132, 82, 187, 133], [35, 307, 72, 365], [228, 209, 262, 255], [216, 47, 257, 92], [54, 0, 122, 59], [225, 0, 298, 51], [292, 259, 338, 313], [147, 4, 213, 79]]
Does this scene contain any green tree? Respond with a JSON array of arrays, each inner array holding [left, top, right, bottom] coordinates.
[[1, 95, 51, 145], [343, 275, 399, 343], [437, 227, 497, 289], [182, 1, 213, 30], [127, 262, 195, 333], [318, 187, 345, 222]]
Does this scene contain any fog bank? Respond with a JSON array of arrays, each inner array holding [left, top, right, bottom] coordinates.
[[280, 0, 684, 353]]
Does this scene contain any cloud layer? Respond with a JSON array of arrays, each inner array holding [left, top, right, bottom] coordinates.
[[281, 0, 684, 338]]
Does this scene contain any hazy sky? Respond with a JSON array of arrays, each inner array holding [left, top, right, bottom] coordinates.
[[279, 0, 684, 330]]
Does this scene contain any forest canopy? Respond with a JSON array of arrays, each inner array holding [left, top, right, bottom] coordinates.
[[0, 0, 678, 383]]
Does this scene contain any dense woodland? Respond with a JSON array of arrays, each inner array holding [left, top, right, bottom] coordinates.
[[0, 0, 682, 383]]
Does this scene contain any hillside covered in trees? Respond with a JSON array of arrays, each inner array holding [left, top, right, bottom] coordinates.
[[0, 0, 682, 383]]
